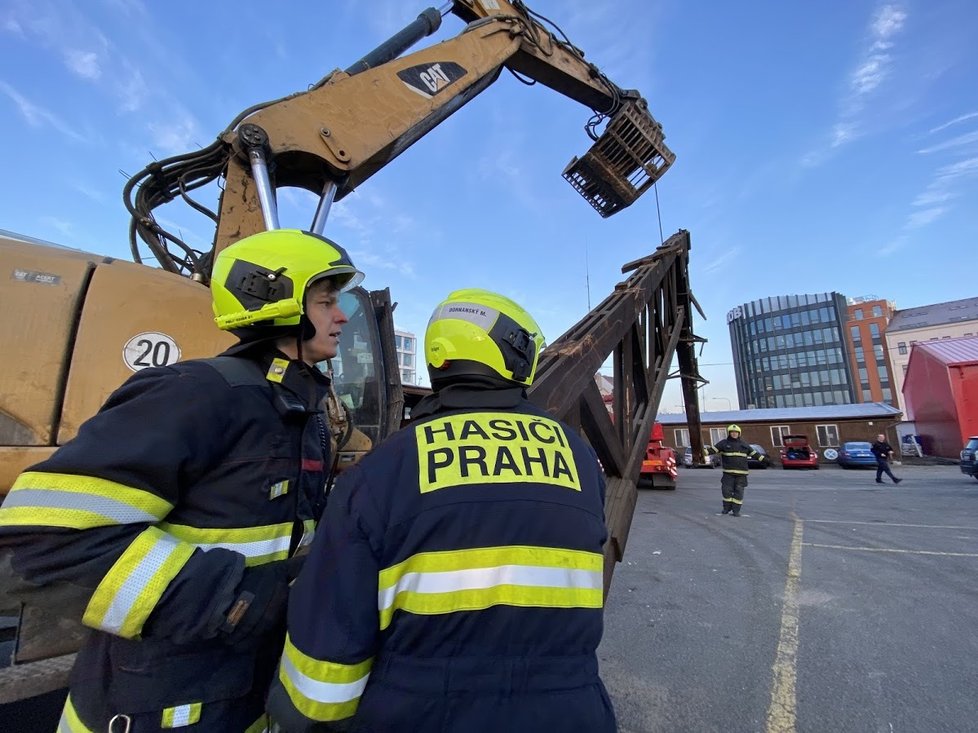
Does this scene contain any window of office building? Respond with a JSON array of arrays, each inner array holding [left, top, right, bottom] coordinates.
[[872, 305, 883, 317], [770, 425, 790, 446], [882, 387, 893, 402], [877, 365, 888, 379], [854, 346, 864, 362], [854, 309, 863, 320], [873, 344, 884, 361], [816, 424, 839, 447], [849, 325, 860, 340], [869, 323, 880, 338], [862, 388, 873, 401]]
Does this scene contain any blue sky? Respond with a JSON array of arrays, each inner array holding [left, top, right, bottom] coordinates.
[[1, 0, 976, 410]]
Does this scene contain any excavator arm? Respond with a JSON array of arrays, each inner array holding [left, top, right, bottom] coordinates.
[[127, 0, 674, 274]]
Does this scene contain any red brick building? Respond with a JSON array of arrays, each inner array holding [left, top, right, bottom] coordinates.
[[845, 297, 896, 406]]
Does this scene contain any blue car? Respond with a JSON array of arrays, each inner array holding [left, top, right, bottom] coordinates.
[[961, 436, 978, 480], [837, 441, 877, 469]]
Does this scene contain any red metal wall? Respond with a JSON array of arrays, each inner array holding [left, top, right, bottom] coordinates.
[[905, 349, 970, 457], [949, 363, 978, 445]]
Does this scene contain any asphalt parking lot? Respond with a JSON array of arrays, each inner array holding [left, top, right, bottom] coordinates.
[[599, 463, 978, 733]]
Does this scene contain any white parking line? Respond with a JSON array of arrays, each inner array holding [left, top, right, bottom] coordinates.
[[805, 520, 978, 530], [803, 543, 978, 557]]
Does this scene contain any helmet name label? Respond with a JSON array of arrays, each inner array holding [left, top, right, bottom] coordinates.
[[415, 412, 580, 493]]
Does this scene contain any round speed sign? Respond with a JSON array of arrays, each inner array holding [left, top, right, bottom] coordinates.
[[123, 332, 181, 372]]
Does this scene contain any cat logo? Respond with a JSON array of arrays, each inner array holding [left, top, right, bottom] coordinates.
[[415, 411, 580, 493], [397, 61, 467, 99]]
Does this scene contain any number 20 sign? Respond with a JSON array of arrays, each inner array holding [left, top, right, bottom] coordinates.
[[123, 332, 182, 372]]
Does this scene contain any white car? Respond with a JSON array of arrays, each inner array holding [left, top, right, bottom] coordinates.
[[682, 446, 720, 468]]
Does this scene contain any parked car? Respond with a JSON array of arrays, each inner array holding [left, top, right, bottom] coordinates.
[[837, 441, 878, 469], [683, 445, 720, 468], [747, 444, 769, 468], [961, 436, 978, 480], [779, 435, 818, 469]]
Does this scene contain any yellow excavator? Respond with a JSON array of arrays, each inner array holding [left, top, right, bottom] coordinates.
[[0, 0, 704, 716]]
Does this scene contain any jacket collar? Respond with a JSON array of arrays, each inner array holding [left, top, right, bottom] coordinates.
[[220, 344, 331, 411], [412, 383, 525, 420]]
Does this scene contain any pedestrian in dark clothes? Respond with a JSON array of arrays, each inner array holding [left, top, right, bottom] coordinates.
[[871, 433, 902, 484]]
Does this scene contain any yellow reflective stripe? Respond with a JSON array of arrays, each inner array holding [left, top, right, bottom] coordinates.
[[730, 497, 744, 505], [58, 695, 95, 733], [723, 469, 749, 475], [158, 522, 292, 566], [245, 715, 270, 733], [720, 452, 748, 457], [279, 634, 372, 722], [378, 546, 603, 630], [297, 518, 316, 550], [1, 471, 172, 529], [83, 527, 195, 638], [162, 702, 202, 728], [380, 545, 601, 583]]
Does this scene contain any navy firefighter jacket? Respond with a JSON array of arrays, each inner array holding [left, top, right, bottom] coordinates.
[[0, 349, 331, 732], [267, 389, 614, 732], [707, 437, 763, 474]]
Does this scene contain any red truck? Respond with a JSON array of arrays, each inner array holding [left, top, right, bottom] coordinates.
[[640, 422, 679, 488]]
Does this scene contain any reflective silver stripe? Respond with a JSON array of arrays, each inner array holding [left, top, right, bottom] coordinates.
[[297, 519, 316, 549], [171, 705, 192, 727], [194, 535, 291, 559], [0, 489, 160, 524], [378, 565, 602, 612], [100, 534, 184, 634], [281, 654, 370, 704]]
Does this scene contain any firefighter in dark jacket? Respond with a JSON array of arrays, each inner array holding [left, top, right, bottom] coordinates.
[[707, 424, 766, 516], [0, 229, 364, 732], [267, 289, 617, 733]]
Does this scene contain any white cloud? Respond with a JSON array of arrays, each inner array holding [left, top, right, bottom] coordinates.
[[905, 206, 948, 229], [116, 64, 147, 113], [702, 246, 742, 275], [102, 0, 149, 17], [69, 181, 107, 203], [911, 190, 955, 207], [900, 156, 978, 234], [4, 1, 158, 114], [64, 49, 102, 79], [878, 234, 908, 255], [917, 130, 978, 155], [872, 5, 907, 38], [928, 112, 978, 135], [39, 216, 75, 238], [3, 17, 25, 35], [146, 113, 202, 155], [0, 80, 88, 143], [803, 3, 907, 165]]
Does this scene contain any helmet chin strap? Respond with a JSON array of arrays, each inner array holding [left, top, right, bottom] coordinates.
[[294, 303, 316, 363]]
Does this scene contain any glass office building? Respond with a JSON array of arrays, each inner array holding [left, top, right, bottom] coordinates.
[[727, 293, 856, 409]]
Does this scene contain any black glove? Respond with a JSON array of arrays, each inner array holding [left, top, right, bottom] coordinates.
[[219, 555, 305, 647]]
